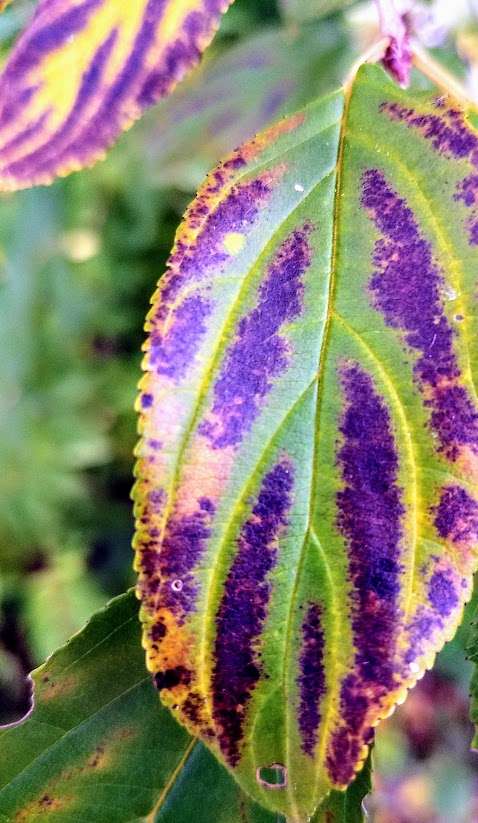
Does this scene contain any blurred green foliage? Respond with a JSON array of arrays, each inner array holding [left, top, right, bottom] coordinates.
[[1, 0, 478, 820]]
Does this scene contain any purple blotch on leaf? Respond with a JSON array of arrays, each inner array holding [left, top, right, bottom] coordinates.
[[382, 101, 478, 245], [167, 174, 272, 297], [429, 384, 478, 462], [154, 665, 191, 692], [405, 607, 440, 665], [428, 570, 458, 617], [433, 485, 478, 546], [327, 363, 404, 786], [200, 223, 313, 448], [362, 168, 478, 461], [298, 602, 326, 757], [382, 101, 478, 159], [141, 392, 154, 409], [212, 459, 294, 765], [149, 294, 212, 381], [148, 497, 216, 620], [148, 174, 275, 382]]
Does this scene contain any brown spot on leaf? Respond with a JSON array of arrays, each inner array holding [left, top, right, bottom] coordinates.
[[14, 793, 68, 820], [38, 673, 78, 701]]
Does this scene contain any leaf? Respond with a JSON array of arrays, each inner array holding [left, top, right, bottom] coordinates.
[[0, 589, 369, 822], [0, 0, 234, 191], [467, 603, 478, 748], [0, 590, 186, 821], [279, 0, 355, 22], [142, 20, 351, 189], [134, 62, 478, 819]]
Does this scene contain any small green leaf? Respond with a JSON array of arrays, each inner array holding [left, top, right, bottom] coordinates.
[[134, 63, 478, 819], [467, 605, 478, 748]]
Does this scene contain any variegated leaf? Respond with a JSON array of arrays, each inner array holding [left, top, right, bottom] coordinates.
[[134, 64, 478, 819], [0, 0, 234, 190]]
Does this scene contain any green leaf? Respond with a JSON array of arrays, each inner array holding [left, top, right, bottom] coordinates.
[[0, 590, 188, 821], [0, 0, 235, 191], [467, 603, 478, 749], [134, 62, 478, 819], [142, 21, 351, 189], [279, 0, 355, 22], [0, 590, 370, 822]]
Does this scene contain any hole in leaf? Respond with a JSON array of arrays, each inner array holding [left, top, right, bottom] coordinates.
[[171, 579, 183, 592], [256, 763, 288, 790]]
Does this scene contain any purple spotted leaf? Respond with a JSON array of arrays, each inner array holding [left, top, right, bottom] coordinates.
[[0, 0, 234, 190], [134, 64, 478, 818]]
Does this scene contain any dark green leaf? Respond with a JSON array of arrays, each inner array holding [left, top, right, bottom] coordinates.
[[0, 591, 191, 822]]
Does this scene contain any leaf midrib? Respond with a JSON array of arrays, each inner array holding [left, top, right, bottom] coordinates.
[[280, 74, 354, 816]]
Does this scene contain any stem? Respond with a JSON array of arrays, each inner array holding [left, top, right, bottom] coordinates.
[[343, 36, 391, 94], [374, 0, 412, 86], [345, 2, 472, 103]]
